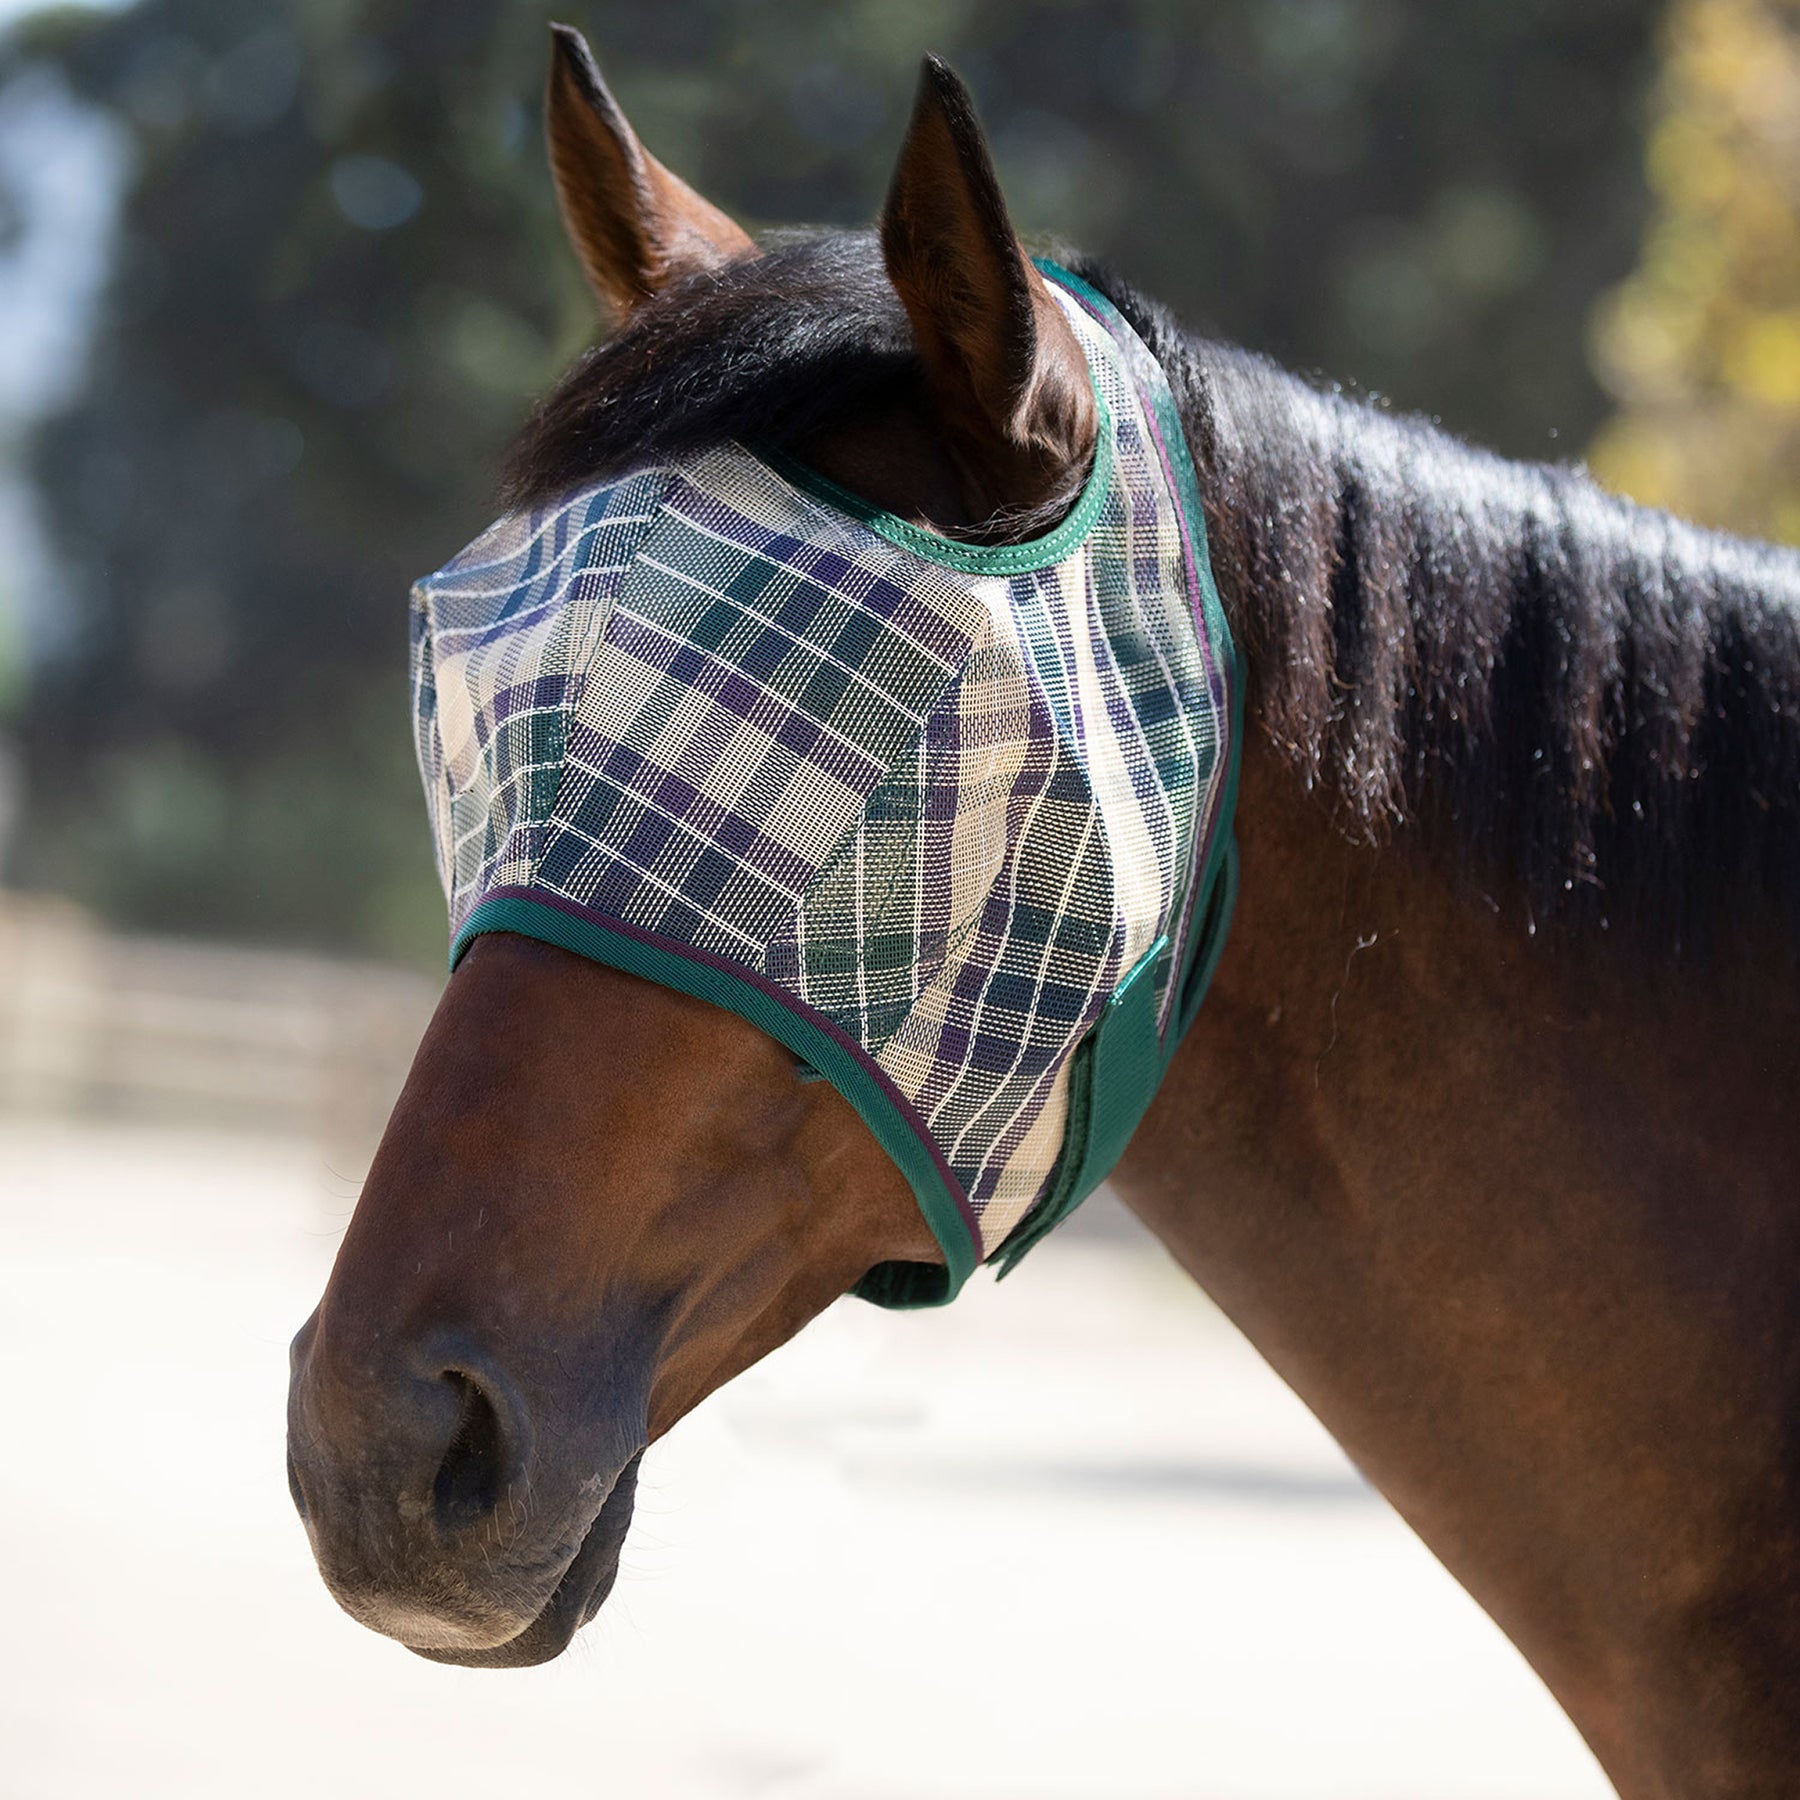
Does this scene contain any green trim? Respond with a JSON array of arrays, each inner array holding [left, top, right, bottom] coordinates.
[[752, 384, 1115, 576], [1179, 835, 1240, 1037], [992, 934, 1168, 1277], [451, 895, 979, 1305]]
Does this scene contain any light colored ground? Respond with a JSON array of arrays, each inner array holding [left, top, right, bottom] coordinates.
[[0, 1117, 1612, 1800]]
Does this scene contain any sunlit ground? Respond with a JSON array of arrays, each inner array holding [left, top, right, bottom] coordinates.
[[1, 1116, 1612, 1800]]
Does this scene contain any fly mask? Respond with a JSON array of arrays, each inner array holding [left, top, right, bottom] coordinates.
[[410, 262, 1240, 1305]]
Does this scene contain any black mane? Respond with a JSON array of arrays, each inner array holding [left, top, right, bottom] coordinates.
[[505, 230, 1800, 953]]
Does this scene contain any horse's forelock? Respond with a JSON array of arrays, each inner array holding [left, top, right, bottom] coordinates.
[[502, 231, 913, 510]]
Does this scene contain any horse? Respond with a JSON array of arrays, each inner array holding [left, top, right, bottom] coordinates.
[[286, 27, 1800, 1798]]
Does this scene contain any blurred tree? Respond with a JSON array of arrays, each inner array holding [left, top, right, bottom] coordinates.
[[2, 0, 1664, 957], [1589, 0, 1800, 544], [4, 0, 580, 959]]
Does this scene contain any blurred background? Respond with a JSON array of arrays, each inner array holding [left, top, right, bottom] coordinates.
[[1, 1, 1795, 1795]]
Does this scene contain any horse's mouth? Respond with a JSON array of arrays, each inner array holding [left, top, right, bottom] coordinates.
[[407, 1451, 642, 1669]]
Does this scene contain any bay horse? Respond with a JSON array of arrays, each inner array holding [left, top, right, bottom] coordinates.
[[286, 28, 1800, 1798]]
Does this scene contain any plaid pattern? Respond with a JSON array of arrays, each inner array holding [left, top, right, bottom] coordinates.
[[412, 275, 1230, 1256]]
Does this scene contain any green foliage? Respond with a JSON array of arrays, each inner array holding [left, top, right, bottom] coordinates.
[[6, 0, 1665, 954], [1591, 0, 1800, 543]]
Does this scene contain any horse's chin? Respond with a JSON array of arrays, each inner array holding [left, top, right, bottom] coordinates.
[[408, 1451, 642, 1670]]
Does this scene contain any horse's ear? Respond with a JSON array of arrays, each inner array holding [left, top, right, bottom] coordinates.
[[545, 23, 754, 319], [879, 56, 1097, 511]]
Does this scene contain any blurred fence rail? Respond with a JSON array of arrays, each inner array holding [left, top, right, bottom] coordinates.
[[0, 892, 440, 1162]]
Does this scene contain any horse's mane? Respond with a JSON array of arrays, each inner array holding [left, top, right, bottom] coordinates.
[[505, 230, 1800, 953]]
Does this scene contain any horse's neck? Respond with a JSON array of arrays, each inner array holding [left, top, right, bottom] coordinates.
[[1114, 732, 1800, 1797], [1154, 319, 1800, 969]]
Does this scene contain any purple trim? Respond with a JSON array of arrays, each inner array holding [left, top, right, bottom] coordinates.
[[473, 883, 984, 1251]]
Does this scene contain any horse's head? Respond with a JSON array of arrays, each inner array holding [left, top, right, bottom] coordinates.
[[286, 31, 1115, 1667]]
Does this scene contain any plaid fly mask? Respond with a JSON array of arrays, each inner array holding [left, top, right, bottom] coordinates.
[[410, 263, 1240, 1306]]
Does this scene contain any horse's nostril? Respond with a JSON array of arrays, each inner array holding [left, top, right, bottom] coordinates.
[[433, 1371, 506, 1529]]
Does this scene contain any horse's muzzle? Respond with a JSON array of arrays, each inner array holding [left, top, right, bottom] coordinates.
[[284, 1305, 643, 1664], [409, 1453, 642, 1668]]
